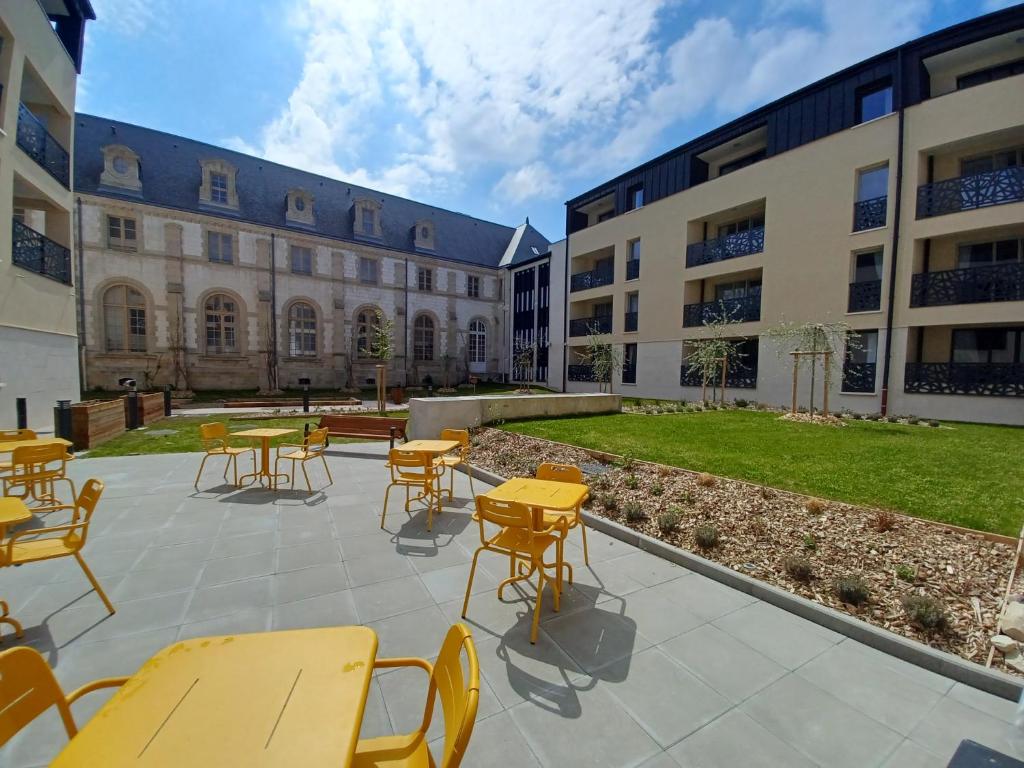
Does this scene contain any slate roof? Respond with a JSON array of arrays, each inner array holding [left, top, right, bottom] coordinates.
[[499, 220, 552, 267], [73, 114, 549, 269]]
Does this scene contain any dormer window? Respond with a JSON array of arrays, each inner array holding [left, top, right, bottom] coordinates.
[[211, 173, 228, 204], [100, 144, 142, 194], [199, 159, 239, 209], [414, 218, 435, 252], [286, 188, 315, 226], [353, 198, 383, 239], [361, 208, 374, 235]]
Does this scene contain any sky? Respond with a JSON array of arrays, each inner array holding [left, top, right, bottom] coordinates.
[[79, 0, 1019, 241]]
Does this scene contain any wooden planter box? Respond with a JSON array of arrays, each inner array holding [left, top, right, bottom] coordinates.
[[126, 392, 165, 425], [71, 399, 126, 449]]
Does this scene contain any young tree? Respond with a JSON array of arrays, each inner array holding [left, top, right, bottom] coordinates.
[[764, 320, 857, 416], [684, 309, 747, 405], [367, 310, 395, 415], [582, 324, 623, 394], [512, 340, 537, 393]]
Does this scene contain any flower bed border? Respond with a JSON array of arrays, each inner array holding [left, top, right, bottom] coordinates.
[[459, 448, 1023, 701]]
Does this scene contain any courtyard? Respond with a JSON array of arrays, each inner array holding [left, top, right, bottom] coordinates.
[[3, 442, 1022, 767]]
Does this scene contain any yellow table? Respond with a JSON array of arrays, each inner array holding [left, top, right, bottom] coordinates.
[[51, 627, 379, 767], [231, 428, 297, 489], [485, 477, 589, 527], [0, 436, 72, 453], [0, 497, 32, 642], [401, 439, 460, 455]]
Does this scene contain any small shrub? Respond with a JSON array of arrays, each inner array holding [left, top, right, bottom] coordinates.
[[896, 564, 916, 583], [906, 415, 920, 425], [804, 498, 826, 515], [697, 473, 716, 488], [927, 419, 940, 428], [834, 575, 870, 605], [759, 486, 776, 500], [873, 510, 897, 532], [734, 398, 749, 409], [901, 594, 947, 631], [624, 474, 639, 490], [784, 556, 814, 583], [600, 493, 619, 513], [623, 501, 645, 522], [650, 481, 664, 496], [694, 525, 720, 549], [797, 406, 808, 414], [678, 490, 695, 504], [802, 534, 817, 552], [867, 412, 883, 421], [620, 454, 636, 470], [657, 509, 681, 534], [656, 464, 674, 478]]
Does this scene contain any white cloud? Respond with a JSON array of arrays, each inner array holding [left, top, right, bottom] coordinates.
[[89, 0, 164, 37], [495, 162, 561, 204]]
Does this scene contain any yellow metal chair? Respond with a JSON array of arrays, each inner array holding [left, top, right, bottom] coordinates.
[[0, 428, 36, 477], [0, 478, 115, 615], [352, 623, 480, 768], [536, 462, 590, 565], [434, 428, 475, 502], [193, 422, 256, 488], [2, 443, 76, 512], [274, 426, 333, 492], [382, 448, 444, 531], [462, 496, 568, 644], [0, 645, 128, 748]]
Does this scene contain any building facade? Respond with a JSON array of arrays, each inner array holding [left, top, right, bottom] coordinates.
[[0, 1, 93, 428], [73, 116, 550, 394], [505, 238, 566, 390], [562, 6, 1024, 425]]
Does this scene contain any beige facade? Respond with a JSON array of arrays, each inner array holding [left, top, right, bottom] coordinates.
[[0, 2, 90, 429], [564, 29, 1024, 426]]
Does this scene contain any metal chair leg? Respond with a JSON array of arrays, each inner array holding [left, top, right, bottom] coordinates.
[[75, 552, 115, 615], [301, 462, 312, 492], [580, 520, 590, 565], [321, 454, 333, 485], [194, 454, 210, 488], [530, 568, 546, 644], [381, 484, 393, 528], [461, 547, 483, 618]]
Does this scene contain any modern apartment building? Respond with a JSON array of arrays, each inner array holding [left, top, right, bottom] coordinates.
[[0, 0, 94, 428], [562, 6, 1024, 425], [72, 115, 551, 393], [506, 238, 566, 390]]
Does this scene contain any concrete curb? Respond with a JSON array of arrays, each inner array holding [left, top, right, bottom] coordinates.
[[459, 462, 1023, 701]]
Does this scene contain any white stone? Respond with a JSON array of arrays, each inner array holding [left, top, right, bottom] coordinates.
[[991, 634, 1019, 653], [1001, 602, 1024, 642]]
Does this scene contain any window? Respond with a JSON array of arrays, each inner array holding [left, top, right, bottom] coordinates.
[[355, 309, 381, 358], [210, 172, 229, 204], [857, 166, 889, 202], [846, 330, 878, 365], [291, 245, 313, 274], [468, 319, 486, 364], [715, 279, 761, 301], [958, 239, 1022, 268], [205, 294, 237, 353], [361, 207, 375, 236], [856, 81, 892, 124], [12, 208, 25, 224], [467, 275, 481, 298], [627, 184, 644, 211], [597, 210, 615, 223], [107, 216, 137, 250], [359, 257, 378, 284], [208, 231, 233, 264], [417, 267, 432, 292], [625, 292, 639, 332], [719, 149, 767, 176], [957, 58, 1024, 90], [288, 302, 317, 356], [717, 214, 765, 238], [952, 328, 1021, 364], [854, 250, 883, 282], [294, 196, 305, 212], [414, 315, 434, 361], [628, 239, 641, 262], [961, 149, 1021, 177], [622, 343, 637, 384], [112, 156, 128, 174], [103, 285, 146, 352]]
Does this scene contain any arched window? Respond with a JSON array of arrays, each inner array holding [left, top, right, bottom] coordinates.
[[205, 294, 237, 353], [468, 319, 486, 364], [355, 308, 382, 358], [103, 284, 146, 352], [288, 302, 317, 356], [414, 315, 434, 361]]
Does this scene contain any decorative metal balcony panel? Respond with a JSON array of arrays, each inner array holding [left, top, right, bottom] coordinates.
[[904, 362, 1023, 397], [683, 295, 761, 327], [685, 226, 765, 268], [626, 259, 640, 280], [569, 265, 614, 292], [909, 263, 1024, 307], [847, 280, 882, 313], [841, 362, 877, 393], [567, 364, 597, 382], [679, 363, 757, 389], [16, 103, 70, 187], [852, 196, 887, 231], [569, 315, 612, 337], [624, 312, 638, 332], [12, 219, 73, 285], [916, 167, 1024, 219]]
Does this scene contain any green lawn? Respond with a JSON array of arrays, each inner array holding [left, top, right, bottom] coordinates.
[[501, 410, 1024, 536], [82, 415, 380, 458]]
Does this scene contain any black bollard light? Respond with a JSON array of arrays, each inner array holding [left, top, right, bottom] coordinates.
[[16, 397, 27, 430], [126, 389, 140, 430], [54, 400, 73, 453], [163, 385, 172, 417], [389, 425, 396, 450]]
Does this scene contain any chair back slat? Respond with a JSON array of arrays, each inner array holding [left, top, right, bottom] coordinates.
[[10, 443, 66, 468], [433, 624, 480, 768], [305, 427, 329, 452], [474, 495, 532, 531], [0, 429, 36, 441], [199, 422, 227, 449], [536, 463, 583, 484], [70, 479, 105, 547], [0, 647, 77, 746], [388, 449, 433, 479]]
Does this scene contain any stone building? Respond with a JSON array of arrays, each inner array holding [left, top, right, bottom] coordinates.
[[72, 115, 550, 393]]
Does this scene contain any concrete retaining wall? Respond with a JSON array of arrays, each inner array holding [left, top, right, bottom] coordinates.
[[408, 392, 621, 439]]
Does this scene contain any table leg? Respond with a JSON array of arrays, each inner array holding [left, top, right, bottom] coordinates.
[[0, 599, 24, 642]]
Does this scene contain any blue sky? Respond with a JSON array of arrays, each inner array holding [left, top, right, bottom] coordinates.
[[80, 0, 1016, 241]]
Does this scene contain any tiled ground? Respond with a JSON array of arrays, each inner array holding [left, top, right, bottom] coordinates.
[[2, 444, 1022, 767]]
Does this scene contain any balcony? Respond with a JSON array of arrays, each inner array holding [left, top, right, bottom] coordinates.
[[683, 295, 760, 328], [12, 219, 73, 285], [852, 196, 887, 232], [848, 280, 882, 313], [570, 264, 614, 292], [917, 167, 1024, 219], [626, 259, 640, 280], [904, 362, 1023, 397], [624, 312, 638, 332], [569, 315, 612, 337], [567, 364, 596, 382], [910, 263, 1024, 307], [841, 362, 877, 393], [16, 104, 70, 188], [686, 226, 765, 268], [680, 362, 757, 389]]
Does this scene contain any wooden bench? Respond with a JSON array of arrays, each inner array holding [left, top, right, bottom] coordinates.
[[317, 415, 408, 449]]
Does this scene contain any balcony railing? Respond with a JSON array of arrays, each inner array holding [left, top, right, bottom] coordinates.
[[917, 167, 1024, 219], [624, 312, 638, 332], [567, 364, 597, 382], [848, 280, 882, 313], [683, 295, 760, 328], [841, 362, 877, 393], [11, 219, 73, 285], [16, 103, 70, 188], [686, 225, 765, 268], [569, 264, 614, 292], [905, 362, 1023, 397], [679, 363, 758, 389], [852, 196, 887, 231], [910, 263, 1024, 307], [569, 315, 612, 337], [626, 259, 640, 280]]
